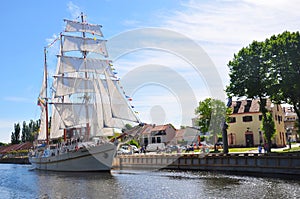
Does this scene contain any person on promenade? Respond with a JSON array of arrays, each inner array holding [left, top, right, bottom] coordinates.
[[258, 145, 262, 154], [264, 143, 268, 153]]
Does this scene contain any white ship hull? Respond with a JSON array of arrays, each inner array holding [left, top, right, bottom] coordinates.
[[29, 143, 116, 172]]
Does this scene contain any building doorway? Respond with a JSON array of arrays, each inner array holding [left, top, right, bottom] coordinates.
[[144, 137, 148, 146], [245, 132, 254, 147]]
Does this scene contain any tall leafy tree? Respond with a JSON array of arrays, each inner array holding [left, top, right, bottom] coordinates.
[[11, 123, 21, 144], [267, 31, 300, 135], [21, 121, 29, 142], [11, 120, 40, 144], [226, 41, 273, 107], [261, 112, 275, 152], [195, 98, 229, 151], [226, 40, 276, 150], [28, 120, 39, 142]]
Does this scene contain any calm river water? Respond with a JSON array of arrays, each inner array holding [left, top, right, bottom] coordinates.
[[0, 164, 299, 199]]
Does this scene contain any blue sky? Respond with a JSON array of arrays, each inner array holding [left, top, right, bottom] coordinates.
[[0, 0, 299, 143]]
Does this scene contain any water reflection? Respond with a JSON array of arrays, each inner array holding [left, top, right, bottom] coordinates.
[[36, 171, 118, 198], [0, 164, 299, 199]]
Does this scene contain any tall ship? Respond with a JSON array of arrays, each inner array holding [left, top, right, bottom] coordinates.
[[29, 13, 140, 171]]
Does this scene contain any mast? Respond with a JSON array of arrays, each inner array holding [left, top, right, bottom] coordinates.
[[44, 47, 49, 145], [81, 12, 90, 140], [60, 33, 67, 142]]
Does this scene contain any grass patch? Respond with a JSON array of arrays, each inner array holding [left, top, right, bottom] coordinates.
[[282, 146, 300, 152], [228, 147, 257, 153]]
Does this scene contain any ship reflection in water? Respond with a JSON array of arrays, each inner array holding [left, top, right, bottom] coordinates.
[[0, 164, 299, 199]]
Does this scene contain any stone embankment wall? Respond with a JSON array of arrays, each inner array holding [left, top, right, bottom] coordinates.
[[113, 153, 300, 177], [0, 157, 29, 164]]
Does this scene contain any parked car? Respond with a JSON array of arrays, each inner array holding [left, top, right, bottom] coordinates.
[[185, 145, 194, 152], [180, 145, 187, 151], [130, 145, 139, 153], [117, 145, 130, 155], [166, 145, 179, 153], [117, 144, 140, 155]]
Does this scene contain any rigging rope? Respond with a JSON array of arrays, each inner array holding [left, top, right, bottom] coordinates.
[[45, 32, 61, 49]]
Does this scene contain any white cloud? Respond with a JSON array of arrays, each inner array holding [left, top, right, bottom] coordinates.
[[0, 119, 14, 143], [3, 96, 31, 103], [107, 0, 300, 127], [108, 28, 224, 100], [164, 0, 300, 44], [122, 20, 141, 27], [67, 1, 82, 20], [158, 0, 300, 88], [107, 26, 225, 127]]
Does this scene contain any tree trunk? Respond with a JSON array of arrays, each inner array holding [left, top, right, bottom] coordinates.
[[222, 122, 229, 154], [259, 96, 272, 152]]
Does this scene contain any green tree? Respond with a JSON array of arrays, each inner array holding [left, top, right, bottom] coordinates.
[[11, 123, 21, 144], [226, 40, 276, 150], [267, 31, 300, 135], [226, 41, 273, 99], [124, 123, 133, 130], [226, 40, 274, 113], [128, 139, 139, 147], [0, 142, 8, 146], [21, 121, 29, 142], [28, 119, 39, 142], [195, 98, 229, 151], [261, 112, 276, 152]]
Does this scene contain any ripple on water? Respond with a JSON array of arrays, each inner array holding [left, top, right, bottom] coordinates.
[[0, 165, 299, 199]]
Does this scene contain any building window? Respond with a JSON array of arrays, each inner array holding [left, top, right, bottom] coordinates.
[[157, 137, 161, 143], [259, 115, 262, 121], [228, 133, 236, 145], [244, 100, 252, 112], [144, 138, 148, 145], [151, 137, 156, 143], [233, 101, 241, 113], [242, 116, 253, 122], [229, 117, 236, 123]]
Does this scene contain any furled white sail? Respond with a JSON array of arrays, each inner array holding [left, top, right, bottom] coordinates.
[[54, 76, 95, 97], [64, 19, 103, 36], [62, 35, 108, 57], [57, 56, 110, 74], [104, 70, 140, 123]]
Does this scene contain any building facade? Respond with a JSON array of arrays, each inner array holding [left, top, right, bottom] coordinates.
[[283, 106, 299, 142], [175, 126, 200, 146], [227, 99, 286, 147], [139, 124, 177, 146]]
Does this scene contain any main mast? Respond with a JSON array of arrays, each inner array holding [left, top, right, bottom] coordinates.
[[44, 47, 49, 145], [81, 12, 90, 141]]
